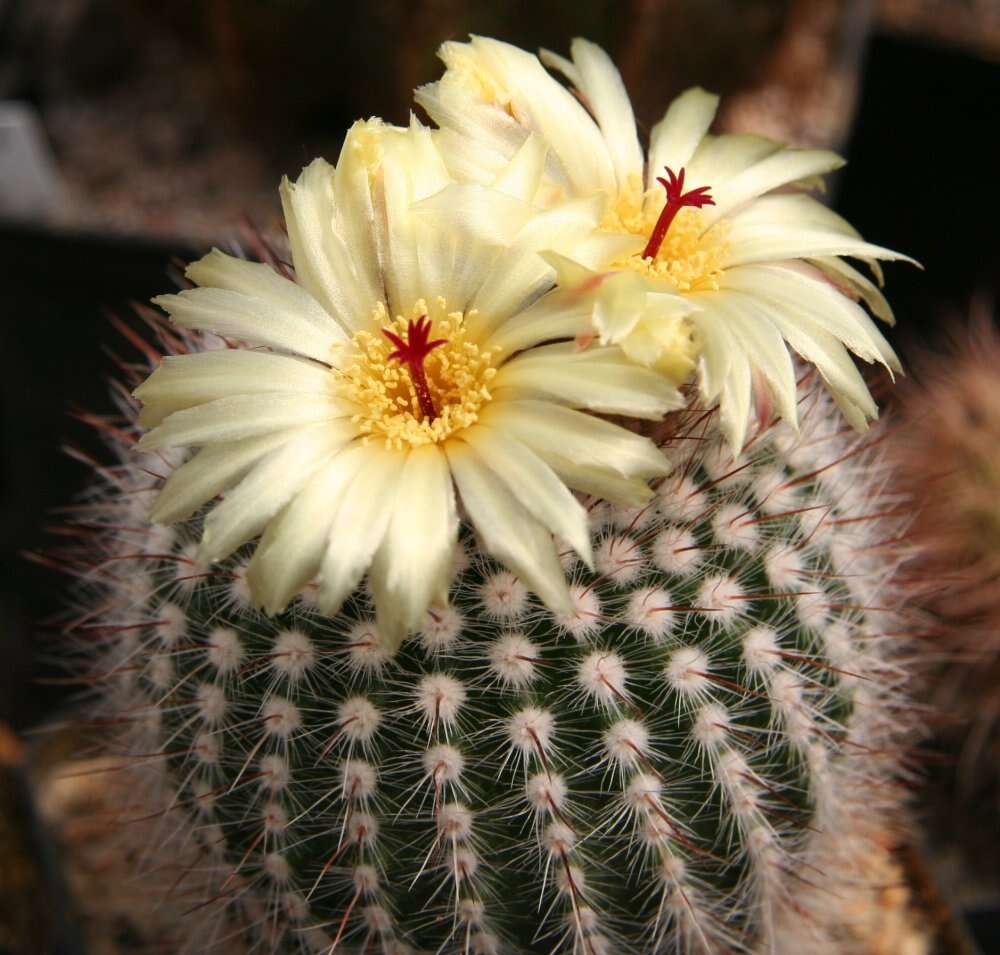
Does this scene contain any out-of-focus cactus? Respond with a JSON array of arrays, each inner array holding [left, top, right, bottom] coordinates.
[[893, 318, 1000, 629], [60, 330, 919, 954], [891, 315, 1000, 883]]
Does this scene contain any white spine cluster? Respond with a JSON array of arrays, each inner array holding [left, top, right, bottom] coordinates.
[[65, 370, 918, 955]]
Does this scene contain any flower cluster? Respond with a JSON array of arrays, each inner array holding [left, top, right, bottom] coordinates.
[[136, 37, 908, 648]]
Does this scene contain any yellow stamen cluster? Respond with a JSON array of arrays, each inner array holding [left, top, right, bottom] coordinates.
[[602, 183, 729, 293], [599, 176, 646, 235], [338, 302, 497, 450]]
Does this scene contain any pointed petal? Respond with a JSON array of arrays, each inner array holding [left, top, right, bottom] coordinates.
[[702, 148, 845, 225], [689, 308, 752, 451], [280, 156, 378, 331], [722, 194, 917, 279], [331, 121, 388, 312], [416, 79, 531, 181], [467, 245, 557, 341], [556, 38, 643, 188], [198, 422, 356, 564], [730, 295, 878, 424], [686, 133, 781, 188], [247, 443, 370, 614], [186, 248, 344, 336], [722, 265, 900, 372], [483, 294, 591, 361], [493, 342, 684, 418], [647, 87, 720, 191], [690, 306, 731, 404], [719, 345, 753, 453], [460, 424, 593, 567], [810, 255, 895, 324], [533, 452, 656, 507], [491, 133, 548, 202], [479, 399, 669, 480], [466, 36, 617, 196], [445, 439, 572, 615], [695, 292, 799, 427], [412, 183, 535, 246], [432, 126, 513, 186], [149, 430, 293, 524], [153, 284, 343, 366], [317, 445, 401, 617], [135, 350, 334, 428], [721, 223, 913, 270], [368, 445, 458, 650], [136, 393, 352, 450]]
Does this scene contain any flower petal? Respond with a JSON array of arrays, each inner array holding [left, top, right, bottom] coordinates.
[[412, 183, 535, 247], [186, 248, 344, 335], [350, 119, 459, 314], [690, 306, 732, 403], [532, 452, 656, 507], [198, 422, 356, 564], [480, 399, 669, 480], [442, 37, 617, 198], [459, 424, 593, 567], [647, 87, 720, 191], [692, 292, 798, 427], [686, 133, 781, 188], [465, 245, 553, 340], [137, 393, 352, 451], [331, 122, 388, 312], [722, 265, 900, 372], [153, 284, 343, 366], [317, 445, 402, 617], [721, 222, 912, 270], [491, 132, 548, 202], [543, 38, 643, 189], [432, 127, 512, 186], [723, 193, 917, 281], [733, 297, 878, 426], [368, 445, 458, 649], [483, 294, 592, 361], [134, 350, 334, 428], [493, 342, 685, 418], [810, 255, 895, 324], [702, 147, 845, 225], [280, 155, 380, 332], [149, 430, 293, 525], [416, 77, 531, 181], [445, 438, 571, 615], [247, 443, 370, 614]]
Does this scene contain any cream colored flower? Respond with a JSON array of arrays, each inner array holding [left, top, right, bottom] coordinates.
[[418, 36, 915, 450], [135, 119, 676, 648]]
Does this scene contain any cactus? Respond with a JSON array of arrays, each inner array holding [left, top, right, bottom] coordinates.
[[62, 324, 917, 955], [890, 314, 1000, 884]]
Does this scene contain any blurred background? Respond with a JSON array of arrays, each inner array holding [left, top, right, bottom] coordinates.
[[1, 1, 1000, 952]]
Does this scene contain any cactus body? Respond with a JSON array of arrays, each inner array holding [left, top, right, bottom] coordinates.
[[68, 366, 915, 955]]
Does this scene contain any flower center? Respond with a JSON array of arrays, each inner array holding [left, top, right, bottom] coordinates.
[[601, 166, 728, 293], [641, 167, 715, 260], [383, 315, 447, 421], [338, 303, 497, 449]]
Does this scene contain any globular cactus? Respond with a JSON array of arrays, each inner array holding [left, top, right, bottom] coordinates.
[[890, 314, 1000, 883], [64, 346, 917, 955]]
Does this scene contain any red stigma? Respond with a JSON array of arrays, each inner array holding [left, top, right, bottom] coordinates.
[[642, 166, 715, 261], [383, 315, 447, 421]]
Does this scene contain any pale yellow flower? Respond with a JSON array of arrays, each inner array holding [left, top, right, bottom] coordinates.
[[135, 119, 676, 647], [418, 36, 915, 449]]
